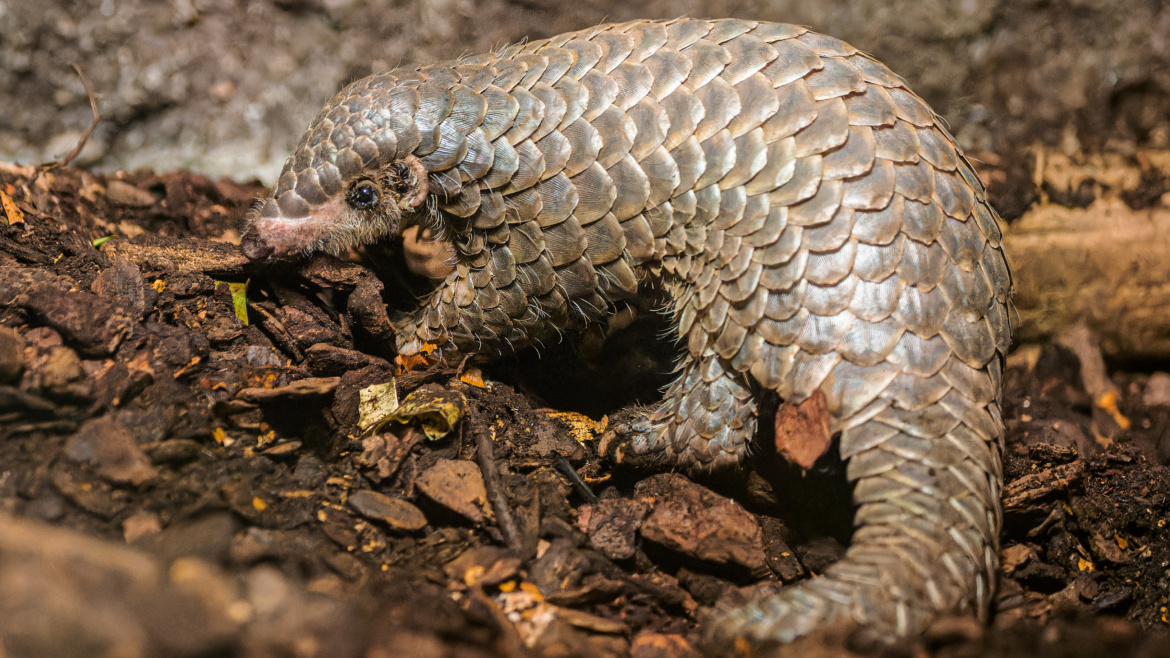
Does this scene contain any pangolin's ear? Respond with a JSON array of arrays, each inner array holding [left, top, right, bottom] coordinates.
[[388, 156, 429, 211]]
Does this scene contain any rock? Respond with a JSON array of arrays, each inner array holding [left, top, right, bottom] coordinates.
[[348, 490, 427, 531], [578, 498, 650, 561], [634, 473, 767, 571], [64, 417, 158, 486], [415, 459, 492, 524]]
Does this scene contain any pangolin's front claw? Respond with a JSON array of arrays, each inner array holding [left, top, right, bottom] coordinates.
[[598, 406, 674, 468]]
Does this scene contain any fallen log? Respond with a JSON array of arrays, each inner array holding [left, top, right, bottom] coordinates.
[[1004, 198, 1170, 359]]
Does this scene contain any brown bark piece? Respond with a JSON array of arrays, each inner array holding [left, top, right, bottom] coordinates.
[[348, 490, 428, 531], [634, 473, 766, 571], [579, 498, 651, 561], [1002, 460, 1086, 513], [416, 459, 493, 523], [774, 390, 832, 469]]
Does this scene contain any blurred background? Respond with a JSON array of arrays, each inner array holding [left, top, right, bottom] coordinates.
[[4, 0, 1170, 220]]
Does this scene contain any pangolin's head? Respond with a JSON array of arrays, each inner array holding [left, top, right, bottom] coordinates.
[[241, 79, 429, 260]]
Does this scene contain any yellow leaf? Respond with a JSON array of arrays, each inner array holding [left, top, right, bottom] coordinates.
[[252, 497, 267, 511], [1078, 557, 1094, 572], [1116, 533, 1129, 550], [358, 380, 399, 433], [459, 367, 486, 389], [547, 411, 607, 443], [387, 388, 466, 440]]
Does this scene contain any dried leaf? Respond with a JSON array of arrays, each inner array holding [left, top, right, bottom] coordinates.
[[394, 352, 434, 372], [387, 386, 465, 440], [459, 366, 486, 388], [348, 489, 427, 531], [394, 343, 441, 373], [416, 458, 491, 522], [774, 390, 832, 469], [547, 411, 608, 443], [358, 380, 399, 433], [0, 189, 24, 225]]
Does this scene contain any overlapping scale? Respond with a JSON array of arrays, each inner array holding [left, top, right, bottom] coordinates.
[[287, 20, 1013, 648]]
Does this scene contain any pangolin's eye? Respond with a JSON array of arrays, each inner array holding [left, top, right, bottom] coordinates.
[[346, 181, 379, 209]]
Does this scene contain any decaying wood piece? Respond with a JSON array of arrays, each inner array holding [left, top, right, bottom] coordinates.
[[1005, 198, 1170, 359]]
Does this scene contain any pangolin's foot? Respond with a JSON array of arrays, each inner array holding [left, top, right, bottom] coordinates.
[[600, 353, 759, 470], [598, 407, 677, 469]]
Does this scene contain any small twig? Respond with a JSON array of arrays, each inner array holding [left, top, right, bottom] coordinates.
[[554, 454, 599, 504], [48, 63, 101, 169], [469, 405, 523, 552], [453, 352, 475, 379]]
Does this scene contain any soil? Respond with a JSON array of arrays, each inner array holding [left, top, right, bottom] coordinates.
[[1, 152, 1170, 657], [3, 3, 1170, 657]]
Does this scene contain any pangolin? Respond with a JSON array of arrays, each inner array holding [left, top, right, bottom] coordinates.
[[241, 18, 1012, 645]]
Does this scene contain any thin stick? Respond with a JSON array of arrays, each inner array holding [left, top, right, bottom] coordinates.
[[50, 63, 101, 168], [469, 405, 523, 552]]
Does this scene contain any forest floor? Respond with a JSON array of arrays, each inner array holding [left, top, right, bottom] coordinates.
[[0, 153, 1169, 658]]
